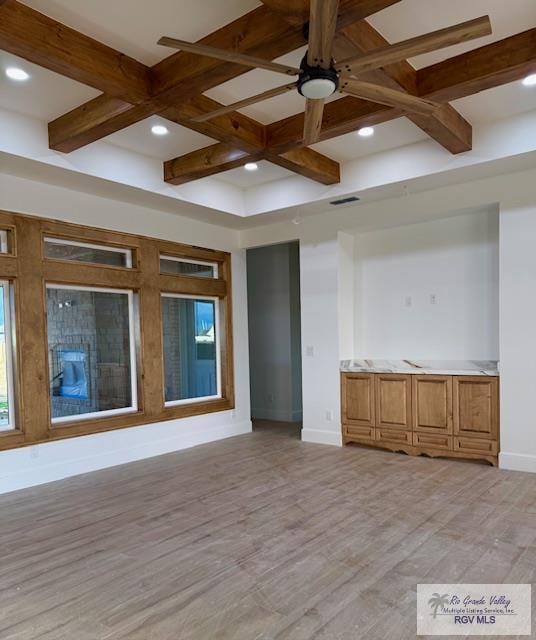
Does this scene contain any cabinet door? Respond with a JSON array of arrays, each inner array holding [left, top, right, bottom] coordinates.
[[375, 374, 412, 429], [412, 375, 453, 434], [341, 373, 375, 427], [454, 376, 498, 440]]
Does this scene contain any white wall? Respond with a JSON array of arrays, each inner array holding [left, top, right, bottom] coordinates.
[[353, 209, 499, 359], [242, 168, 536, 472], [499, 194, 536, 473], [300, 236, 342, 446], [0, 173, 251, 494]]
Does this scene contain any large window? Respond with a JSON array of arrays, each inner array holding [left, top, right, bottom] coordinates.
[[0, 281, 15, 431], [0, 210, 233, 450], [162, 294, 220, 404], [46, 285, 138, 423]]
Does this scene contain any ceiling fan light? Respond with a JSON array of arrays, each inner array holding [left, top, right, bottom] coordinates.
[[300, 78, 337, 100]]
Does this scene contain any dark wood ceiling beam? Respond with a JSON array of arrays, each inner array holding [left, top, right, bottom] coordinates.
[[267, 30, 536, 152], [417, 28, 536, 102], [266, 148, 341, 184], [0, 0, 150, 102], [164, 144, 341, 186], [336, 20, 472, 154], [260, 0, 404, 28], [160, 96, 266, 152], [48, 94, 267, 154], [44, 0, 403, 153], [48, 97, 153, 153], [164, 144, 262, 185], [267, 97, 401, 152]]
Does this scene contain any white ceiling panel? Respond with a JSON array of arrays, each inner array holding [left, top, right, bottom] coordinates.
[[0, 51, 99, 120], [105, 116, 216, 160], [368, 0, 536, 69], [20, 0, 262, 66]]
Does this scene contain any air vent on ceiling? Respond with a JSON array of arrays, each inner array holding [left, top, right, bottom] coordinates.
[[329, 196, 360, 206]]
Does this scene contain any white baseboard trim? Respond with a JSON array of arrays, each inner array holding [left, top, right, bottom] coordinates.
[[499, 451, 536, 473], [301, 428, 342, 447], [0, 418, 252, 496]]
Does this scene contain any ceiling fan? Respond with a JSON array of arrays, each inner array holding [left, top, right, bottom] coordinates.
[[158, 1, 491, 146]]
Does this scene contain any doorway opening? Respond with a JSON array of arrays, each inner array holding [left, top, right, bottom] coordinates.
[[246, 241, 302, 440]]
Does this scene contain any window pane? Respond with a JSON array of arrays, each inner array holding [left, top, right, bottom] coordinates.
[[160, 257, 216, 278], [162, 296, 218, 403], [0, 230, 10, 254], [44, 238, 132, 268], [0, 284, 14, 431], [47, 287, 136, 422]]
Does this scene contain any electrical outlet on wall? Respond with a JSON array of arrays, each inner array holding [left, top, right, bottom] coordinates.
[[326, 409, 334, 422], [306, 345, 314, 357], [405, 296, 412, 307], [430, 294, 438, 305]]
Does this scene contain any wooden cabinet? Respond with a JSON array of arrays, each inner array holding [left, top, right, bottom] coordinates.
[[341, 373, 375, 427], [412, 375, 453, 435], [341, 372, 499, 465], [454, 376, 498, 439], [375, 374, 412, 429]]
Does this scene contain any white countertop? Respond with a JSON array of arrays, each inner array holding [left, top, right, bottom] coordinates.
[[340, 359, 499, 376]]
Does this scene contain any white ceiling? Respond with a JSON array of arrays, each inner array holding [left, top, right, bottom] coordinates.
[[0, 50, 99, 120], [217, 160, 295, 187], [105, 115, 215, 161], [20, 0, 262, 66], [369, 0, 536, 69], [1, 0, 536, 190]]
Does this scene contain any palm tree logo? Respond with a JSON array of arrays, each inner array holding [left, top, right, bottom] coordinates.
[[428, 593, 450, 618]]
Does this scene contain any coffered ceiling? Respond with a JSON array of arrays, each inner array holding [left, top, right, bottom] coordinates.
[[0, 0, 535, 206]]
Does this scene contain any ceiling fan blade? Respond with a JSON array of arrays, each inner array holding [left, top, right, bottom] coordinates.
[[190, 83, 297, 123], [157, 37, 300, 76], [337, 16, 492, 76], [303, 98, 325, 145], [307, 0, 340, 69], [341, 79, 439, 116]]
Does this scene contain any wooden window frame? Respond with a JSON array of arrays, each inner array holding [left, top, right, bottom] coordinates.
[[0, 210, 235, 451]]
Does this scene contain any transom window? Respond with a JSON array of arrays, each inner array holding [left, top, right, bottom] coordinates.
[[160, 255, 218, 278], [44, 237, 133, 268]]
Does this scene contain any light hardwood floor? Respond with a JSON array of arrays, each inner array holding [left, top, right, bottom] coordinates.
[[0, 423, 535, 639]]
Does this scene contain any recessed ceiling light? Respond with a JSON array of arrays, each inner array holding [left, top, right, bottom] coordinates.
[[5, 67, 30, 81], [522, 74, 536, 87], [151, 124, 169, 136], [357, 127, 374, 137], [244, 162, 258, 171]]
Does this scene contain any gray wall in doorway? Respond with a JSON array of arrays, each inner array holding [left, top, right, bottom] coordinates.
[[247, 242, 302, 422]]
